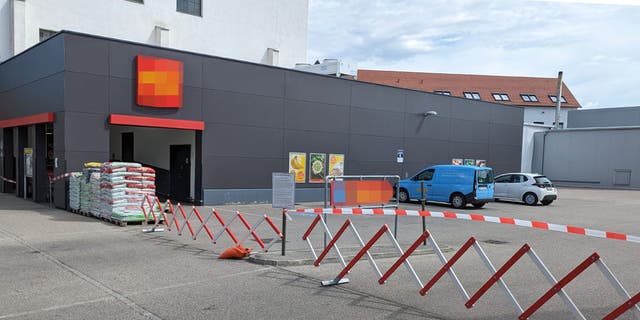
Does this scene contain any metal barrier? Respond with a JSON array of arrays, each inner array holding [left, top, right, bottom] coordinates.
[[298, 207, 640, 320], [140, 195, 287, 253]]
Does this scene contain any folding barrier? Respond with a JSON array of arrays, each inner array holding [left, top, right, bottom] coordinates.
[[1, 176, 17, 184], [299, 208, 640, 320], [140, 195, 287, 253]]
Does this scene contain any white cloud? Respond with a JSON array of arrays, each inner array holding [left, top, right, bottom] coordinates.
[[307, 0, 640, 108]]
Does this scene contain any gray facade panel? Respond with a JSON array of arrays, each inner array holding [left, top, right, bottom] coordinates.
[[491, 104, 524, 125], [64, 112, 109, 153], [202, 157, 283, 189], [350, 82, 406, 111], [568, 106, 640, 128], [404, 114, 451, 140], [349, 107, 404, 138], [284, 130, 349, 155], [64, 72, 109, 114], [203, 188, 324, 205], [64, 34, 109, 75], [450, 100, 493, 122], [284, 71, 350, 106], [489, 124, 523, 146], [203, 59, 284, 97], [349, 134, 403, 162], [0, 35, 64, 92], [202, 123, 283, 158], [284, 100, 349, 133], [0, 73, 64, 119], [202, 89, 284, 128], [488, 144, 522, 174], [401, 139, 455, 173], [449, 119, 490, 144]]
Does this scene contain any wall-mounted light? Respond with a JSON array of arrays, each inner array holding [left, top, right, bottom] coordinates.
[[423, 111, 438, 117]]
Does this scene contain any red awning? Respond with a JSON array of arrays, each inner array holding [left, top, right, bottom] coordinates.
[[0, 112, 55, 128], [109, 114, 204, 131]]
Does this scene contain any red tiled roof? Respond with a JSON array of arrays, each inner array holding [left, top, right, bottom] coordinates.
[[357, 70, 581, 108]]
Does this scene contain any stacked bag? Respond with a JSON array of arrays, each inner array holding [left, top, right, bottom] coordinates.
[[80, 163, 101, 214], [68, 172, 83, 211], [98, 162, 157, 221]]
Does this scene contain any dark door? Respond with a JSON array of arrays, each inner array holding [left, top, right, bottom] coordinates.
[[121, 132, 134, 162], [170, 144, 191, 202]]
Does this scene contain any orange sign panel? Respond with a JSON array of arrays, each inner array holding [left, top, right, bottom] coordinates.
[[136, 55, 183, 108], [330, 180, 394, 207]]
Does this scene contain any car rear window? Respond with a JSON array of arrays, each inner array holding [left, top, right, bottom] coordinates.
[[534, 176, 552, 185], [477, 169, 493, 184]]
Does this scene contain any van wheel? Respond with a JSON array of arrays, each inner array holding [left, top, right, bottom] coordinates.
[[523, 192, 538, 206], [451, 193, 466, 209], [398, 189, 409, 203]]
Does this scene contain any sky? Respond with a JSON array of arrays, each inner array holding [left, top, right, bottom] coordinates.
[[307, 0, 640, 108]]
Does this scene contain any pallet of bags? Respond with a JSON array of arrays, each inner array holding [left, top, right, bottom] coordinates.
[[99, 162, 140, 220], [89, 172, 102, 217], [112, 166, 158, 222], [68, 172, 83, 211], [80, 168, 100, 214]]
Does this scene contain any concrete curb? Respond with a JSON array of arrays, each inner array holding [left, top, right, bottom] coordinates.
[[248, 245, 455, 267]]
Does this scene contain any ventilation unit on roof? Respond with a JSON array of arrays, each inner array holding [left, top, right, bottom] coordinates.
[[294, 59, 357, 78]]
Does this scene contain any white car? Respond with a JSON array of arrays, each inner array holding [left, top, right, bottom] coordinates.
[[494, 173, 558, 206]]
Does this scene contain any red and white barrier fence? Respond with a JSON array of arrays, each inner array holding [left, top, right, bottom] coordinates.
[[295, 207, 640, 244], [49, 172, 73, 183], [302, 212, 640, 320], [140, 195, 287, 253]]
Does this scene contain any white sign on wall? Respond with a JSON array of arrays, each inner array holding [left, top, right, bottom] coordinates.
[[272, 172, 295, 209]]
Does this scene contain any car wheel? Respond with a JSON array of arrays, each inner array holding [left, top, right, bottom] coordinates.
[[523, 192, 538, 206], [451, 193, 466, 209], [473, 202, 486, 209], [398, 189, 409, 203], [541, 200, 553, 205]]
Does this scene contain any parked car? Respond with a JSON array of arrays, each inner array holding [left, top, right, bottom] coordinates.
[[494, 173, 557, 205], [396, 165, 494, 209]]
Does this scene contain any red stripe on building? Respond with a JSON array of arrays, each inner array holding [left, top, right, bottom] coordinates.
[[500, 217, 516, 224], [109, 114, 204, 130], [567, 226, 586, 235], [0, 112, 55, 128]]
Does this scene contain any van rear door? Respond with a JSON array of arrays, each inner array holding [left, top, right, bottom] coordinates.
[[475, 169, 494, 200]]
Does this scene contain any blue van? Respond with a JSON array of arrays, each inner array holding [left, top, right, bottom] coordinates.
[[397, 165, 494, 209]]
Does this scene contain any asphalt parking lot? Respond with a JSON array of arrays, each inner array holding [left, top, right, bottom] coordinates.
[[0, 187, 638, 319]]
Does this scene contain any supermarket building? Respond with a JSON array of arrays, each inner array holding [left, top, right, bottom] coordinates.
[[0, 31, 524, 208]]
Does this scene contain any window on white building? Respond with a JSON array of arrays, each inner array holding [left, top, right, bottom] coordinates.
[[39, 29, 57, 42], [549, 95, 567, 103], [492, 93, 510, 101], [177, 0, 202, 16], [464, 92, 481, 100], [434, 90, 451, 95]]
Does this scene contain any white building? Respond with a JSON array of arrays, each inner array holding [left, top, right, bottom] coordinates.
[[0, 0, 308, 67]]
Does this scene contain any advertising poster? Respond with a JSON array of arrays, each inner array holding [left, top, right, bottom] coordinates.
[[288, 152, 306, 183], [464, 158, 475, 166], [24, 148, 33, 178], [452, 158, 463, 165], [475, 159, 487, 167], [328, 154, 345, 176], [308, 153, 326, 183]]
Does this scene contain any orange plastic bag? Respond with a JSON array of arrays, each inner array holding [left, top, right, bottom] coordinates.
[[218, 244, 252, 259]]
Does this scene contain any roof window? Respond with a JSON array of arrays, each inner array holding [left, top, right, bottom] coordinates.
[[520, 94, 539, 102], [464, 92, 481, 100], [434, 90, 451, 96], [549, 95, 567, 103], [492, 93, 510, 101]]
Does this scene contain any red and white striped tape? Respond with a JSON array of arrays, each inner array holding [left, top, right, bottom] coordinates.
[[1, 176, 17, 184], [49, 172, 73, 182], [294, 208, 640, 244]]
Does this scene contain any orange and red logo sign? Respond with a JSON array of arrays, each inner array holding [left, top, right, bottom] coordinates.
[[136, 55, 183, 108]]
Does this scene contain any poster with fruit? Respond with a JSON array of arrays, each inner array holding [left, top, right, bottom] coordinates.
[[308, 153, 326, 183], [328, 154, 345, 177], [289, 152, 306, 183]]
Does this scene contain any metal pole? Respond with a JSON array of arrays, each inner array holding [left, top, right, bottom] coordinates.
[[421, 180, 426, 245], [49, 180, 53, 206], [554, 71, 563, 129], [281, 208, 286, 256]]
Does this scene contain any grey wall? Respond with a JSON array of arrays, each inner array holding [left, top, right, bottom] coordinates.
[[568, 106, 640, 128], [1, 31, 525, 205], [533, 128, 640, 189]]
